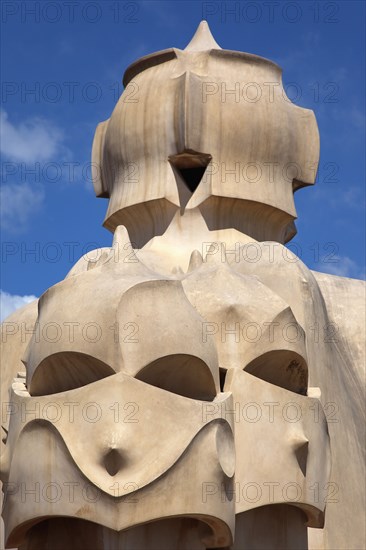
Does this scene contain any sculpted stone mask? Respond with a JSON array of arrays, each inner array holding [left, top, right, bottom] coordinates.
[[92, 22, 319, 247], [1, 232, 331, 548], [3, 21, 355, 550]]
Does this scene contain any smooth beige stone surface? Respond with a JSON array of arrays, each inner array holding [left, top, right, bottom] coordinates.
[[93, 21, 319, 247], [307, 272, 366, 550], [2, 240, 364, 549], [224, 369, 330, 526], [1, 20, 365, 550], [4, 400, 234, 547]]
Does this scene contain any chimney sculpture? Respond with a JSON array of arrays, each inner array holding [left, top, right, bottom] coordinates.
[[1, 22, 365, 550]]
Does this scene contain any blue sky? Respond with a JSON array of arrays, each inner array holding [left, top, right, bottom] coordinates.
[[1, 0, 365, 320]]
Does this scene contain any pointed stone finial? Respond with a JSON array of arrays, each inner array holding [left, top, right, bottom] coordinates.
[[110, 225, 138, 264], [188, 250, 203, 272], [185, 21, 221, 52]]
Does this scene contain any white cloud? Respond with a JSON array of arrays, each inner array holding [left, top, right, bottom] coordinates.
[[0, 110, 71, 232], [0, 182, 45, 233], [0, 110, 64, 163], [318, 255, 365, 279], [0, 290, 37, 322]]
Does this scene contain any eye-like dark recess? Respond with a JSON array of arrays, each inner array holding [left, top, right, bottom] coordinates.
[[219, 368, 227, 392], [244, 350, 308, 395], [169, 150, 212, 194], [136, 354, 217, 401], [28, 352, 114, 396], [104, 448, 125, 477]]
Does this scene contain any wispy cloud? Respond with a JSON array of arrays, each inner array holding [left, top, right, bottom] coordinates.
[[0, 110, 66, 163], [0, 110, 72, 232], [321, 103, 366, 135], [318, 255, 365, 279], [341, 186, 366, 210], [310, 185, 365, 212], [0, 183, 45, 233], [0, 289, 37, 322]]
